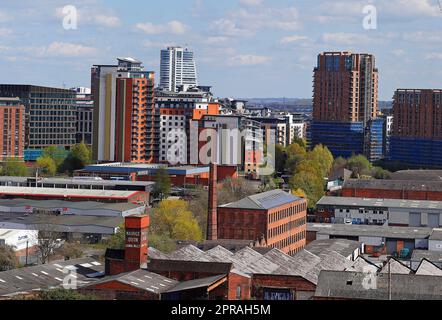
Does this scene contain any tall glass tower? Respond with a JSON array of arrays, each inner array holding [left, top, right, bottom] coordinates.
[[160, 47, 198, 92]]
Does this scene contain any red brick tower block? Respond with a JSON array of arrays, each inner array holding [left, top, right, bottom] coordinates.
[[207, 163, 218, 240], [124, 215, 150, 271]]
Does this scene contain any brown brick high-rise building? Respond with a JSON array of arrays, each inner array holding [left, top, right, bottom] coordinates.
[[390, 89, 442, 167], [0, 97, 25, 160], [312, 52, 381, 160], [313, 52, 378, 124]]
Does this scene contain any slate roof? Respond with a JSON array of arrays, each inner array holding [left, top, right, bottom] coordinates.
[[380, 258, 412, 275], [343, 179, 442, 192], [411, 250, 442, 264], [87, 269, 178, 294], [0, 258, 104, 297], [150, 239, 362, 285], [315, 270, 442, 300], [164, 274, 226, 293], [345, 256, 381, 273], [429, 229, 442, 241], [218, 189, 302, 210], [415, 259, 442, 276]]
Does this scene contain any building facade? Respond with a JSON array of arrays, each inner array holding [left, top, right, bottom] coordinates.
[[72, 87, 93, 146], [0, 85, 77, 150], [312, 52, 381, 161], [160, 47, 198, 92], [390, 89, 442, 167], [217, 189, 307, 255], [91, 58, 156, 163], [0, 97, 25, 160]]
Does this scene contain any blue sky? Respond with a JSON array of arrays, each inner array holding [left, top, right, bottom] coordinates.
[[0, 0, 441, 100]]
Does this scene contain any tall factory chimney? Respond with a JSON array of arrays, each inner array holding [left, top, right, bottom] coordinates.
[[207, 162, 218, 240]]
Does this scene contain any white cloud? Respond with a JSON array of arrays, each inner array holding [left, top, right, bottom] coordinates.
[[425, 53, 442, 60], [136, 20, 189, 35], [230, 54, 271, 66], [0, 10, 12, 22], [45, 42, 98, 57], [211, 19, 253, 37], [0, 28, 13, 36], [239, 0, 263, 6], [403, 31, 442, 43], [280, 35, 309, 45], [54, 7, 121, 28], [322, 32, 371, 45], [382, 0, 440, 18], [205, 36, 230, 45], [391, 49, 406, 57]]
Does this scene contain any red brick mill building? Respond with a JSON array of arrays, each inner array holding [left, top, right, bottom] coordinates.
[[208, 164, 308, 255]]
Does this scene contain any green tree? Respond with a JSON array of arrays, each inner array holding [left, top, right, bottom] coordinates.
[[36, 156, 57, 177], [275, 144, 287, 174], [289, 171, 325, 209], [285, 143, 307, 173], [152, 200, 203, 241], [332, 156, 347, 172], [152, 168, 171, 200], [57, 242, 84, 260], [371, 166, 391, 180], [61, 142, 92, 174], [1, 158, 28, 176], [347, 155, 372, 178], [148, 233, 176, 253], [33, 288, 96, 300], [0, 245, 19, 271], [107, 224, 126, 249], [42, 146, 65, 168], [307, 144, 334, 178]]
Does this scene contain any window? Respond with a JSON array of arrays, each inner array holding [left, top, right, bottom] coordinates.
[[236, 286, 242, 299]]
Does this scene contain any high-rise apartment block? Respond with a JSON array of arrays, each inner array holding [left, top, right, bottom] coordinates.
[[160, 47, 198, 92], [91, 58, 156, 163], [311, 52, 382, 161], [0, 85, 77, 150], [0, 97, 25, 160], [390, 89, 442, 167]]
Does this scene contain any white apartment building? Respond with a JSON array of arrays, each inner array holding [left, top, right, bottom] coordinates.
[[160, 47, 198, 92]]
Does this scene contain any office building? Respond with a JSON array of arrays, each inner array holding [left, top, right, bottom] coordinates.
[[160, 47, 198, 92], [390, 89, 442, 167], [0, 85, 77, 150], [311, 52, 381, 161], [0, 97, 25, 160], [91, 58, 156, 163], [72, 87, 93, 146]]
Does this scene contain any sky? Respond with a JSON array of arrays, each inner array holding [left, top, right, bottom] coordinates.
[[0, 0, 441, 100]]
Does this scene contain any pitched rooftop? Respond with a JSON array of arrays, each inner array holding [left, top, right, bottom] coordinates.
[[219, 189, 302, 210]]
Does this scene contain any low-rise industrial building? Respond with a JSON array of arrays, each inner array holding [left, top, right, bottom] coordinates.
[[0, 176, 154, 192], [0, 229, 38, 262], [342, 179, 442, 201], [0, 186, 148, 203], [76, 162, 237, 186], [308, 223, 432, 255], [316, 196, 442, 228]]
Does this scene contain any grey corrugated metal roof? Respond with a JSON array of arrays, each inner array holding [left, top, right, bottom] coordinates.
[[315, 270, 442, 300], [317, 196, 442, 210], [411, 250, 442, 263], [429, 229, 442, 240], [308, 223, 432, 240], [0, 258, 103, 297], [343, 179, 442, 192], [90, 269, 178, 294], [305, 239, 361, 259], [391, 170, 442, 181], [345, 256, 380, 273], [164, 274, 226, 293], [219, 189, 302, 210], [0, 198, 143, 212]]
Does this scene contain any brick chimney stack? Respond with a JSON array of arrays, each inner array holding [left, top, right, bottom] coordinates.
[[207, 162, 218, 240], [124, 215, 150, 271]]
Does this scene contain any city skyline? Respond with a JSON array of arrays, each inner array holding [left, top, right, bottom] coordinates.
[[0, 0, 441, 100]]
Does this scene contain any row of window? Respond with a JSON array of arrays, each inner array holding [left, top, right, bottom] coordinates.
[[270, 231, 306, 251], [268, 218, 306, 238], [268, 203, 306, 224]]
